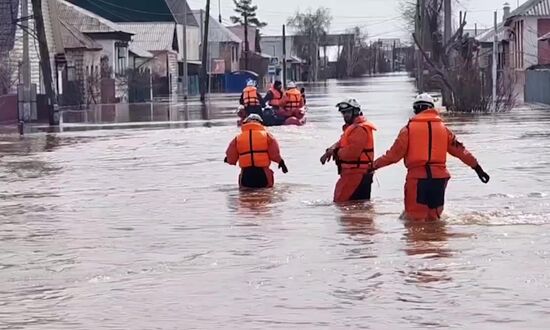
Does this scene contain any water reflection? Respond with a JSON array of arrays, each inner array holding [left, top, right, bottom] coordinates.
[[402, 221, 453, 258]]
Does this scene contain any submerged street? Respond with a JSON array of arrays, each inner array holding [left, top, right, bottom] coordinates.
[[1, 74, 550, 328]]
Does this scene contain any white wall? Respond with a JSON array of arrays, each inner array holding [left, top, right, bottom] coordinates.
[[524, 17, 539, 68], [187, 26, 200, 62], [177, 25, 200, 63]]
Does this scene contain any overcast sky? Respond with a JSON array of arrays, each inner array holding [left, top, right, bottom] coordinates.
[[187, 0, 528, 40]]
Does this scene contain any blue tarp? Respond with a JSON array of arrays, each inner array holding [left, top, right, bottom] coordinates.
[[224, 71, 259, 93]]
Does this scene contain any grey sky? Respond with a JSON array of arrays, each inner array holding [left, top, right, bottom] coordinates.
[[187, 0, 527, 39]]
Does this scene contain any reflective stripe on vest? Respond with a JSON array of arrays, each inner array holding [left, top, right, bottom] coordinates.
[[269, 87, 283, 107], [406, 111, 448, 176], [339, 121, 376, 170], [236, 122, 270, 168], [284, 89, 302, 110], [243, 86, 260, 106]]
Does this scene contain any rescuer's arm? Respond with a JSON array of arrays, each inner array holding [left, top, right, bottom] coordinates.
[[447, 128, 490, 183], [268, 134, 288, 173], [337, 127, 370, 161], [225, 138, 239, 165], [373, 127, 409, 170]]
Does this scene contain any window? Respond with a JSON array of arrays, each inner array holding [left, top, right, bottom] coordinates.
[[115, 42, 128, 76]]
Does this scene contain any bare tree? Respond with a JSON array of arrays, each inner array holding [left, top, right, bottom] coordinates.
[[287, 8, 332, 82]]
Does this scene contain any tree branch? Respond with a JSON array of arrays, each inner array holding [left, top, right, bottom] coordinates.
[[412, 32, 455, 96]]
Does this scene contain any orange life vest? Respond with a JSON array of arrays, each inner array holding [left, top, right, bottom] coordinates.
[[269, 86, 283, 107], [339, 120, 377, 170], [284, 88, 302, 110], [243, 86, 260, 107], [236, 122, 271, 168], [406, 110, 448, 175]]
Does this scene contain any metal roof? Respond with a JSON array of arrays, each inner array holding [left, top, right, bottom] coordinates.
[[57, 0, 133, 35], [165, 0, 198, 27], [192, 10, 241, 44], [539, 31, 550, 40], [119, 22, 176, 51], [517, 0, 550, 16], [129, 44, 153, 58], [59, 19, 102, 50]]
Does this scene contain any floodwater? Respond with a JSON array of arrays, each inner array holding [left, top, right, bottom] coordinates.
[[1, 74, 550, 329]]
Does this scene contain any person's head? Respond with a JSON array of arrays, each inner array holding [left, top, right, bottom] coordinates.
[[243, 114, 263, 125], [273, 80, 282, 89], [336, 97, 362, 125], [246, 79, 257, 88], [300, 87, 305, 94], [413, 93, 435, 114], [287, 81, 297, 89]]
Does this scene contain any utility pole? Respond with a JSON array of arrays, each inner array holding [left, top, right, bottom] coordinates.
[[244, 13, 249, 70], [32, 0, 58, 125], [183, 1, 188, 99], [444, 0, 452, 43], [200, 0, 211, 102], [21, 0, 31, 92], [416, 0, 425, 91], [282, 24, 287, 88], [492, 10, 498, 111]]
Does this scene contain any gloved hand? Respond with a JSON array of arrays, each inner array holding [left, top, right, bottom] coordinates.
[[278, 159, 289, 173], [224, 156, 228, 163], [320, 148, 336, 165], [474, 165, 490, 183]]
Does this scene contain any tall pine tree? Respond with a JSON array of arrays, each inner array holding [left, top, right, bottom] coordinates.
[[230, 0, 266, 27]]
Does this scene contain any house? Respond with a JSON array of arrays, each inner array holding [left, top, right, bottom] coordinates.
[[57, 18, 102, 105], [68, 0, 200, 95], [192, 10, 241, 73], [260, 35, 305, 82], [58, 0, 137, 103], [191, 10, 241, 92], [0, 0, 64, 121], [118, 22, 180, 97], [475, 1, 550, 102]]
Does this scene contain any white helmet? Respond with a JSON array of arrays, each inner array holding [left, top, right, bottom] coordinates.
[[413, 93, 435, 108], [243, 114, 263, 124], [246, 79, 256, 87], [336, 97, 361, 112], [287, 81, 297, 88]]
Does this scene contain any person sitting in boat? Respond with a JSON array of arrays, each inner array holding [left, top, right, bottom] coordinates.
[[279, 81, 305, 126], [238, 79, 265, 119]]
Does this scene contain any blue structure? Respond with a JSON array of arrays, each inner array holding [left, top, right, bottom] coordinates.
[[225, 71, 259, 93]]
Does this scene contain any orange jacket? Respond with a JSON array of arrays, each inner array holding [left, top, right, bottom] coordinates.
[[242, 86, 261, 107], [373, 109, 479, 179], [226, 122, 283, 168], [280, 88, 304, 113], [267, 86, 283, 107], [337, 116, 377, 174]]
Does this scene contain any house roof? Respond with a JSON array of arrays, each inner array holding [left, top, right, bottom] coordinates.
[[67, 0, 197, 26], [509, 0, 550, 17], [165, 0, 198, 27], [191, 10, 241, 43], [59, 19, 102, 50], [478, 0, 550, 42], [0, 0, 19, 52], [58, 0, 133, 35], [476, 24, 508, 43], [129, 44, 153, 58], [119, 22, 176, 51]]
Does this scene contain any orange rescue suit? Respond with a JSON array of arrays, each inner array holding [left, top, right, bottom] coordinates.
[[373, 109, 479, 221], [243, 86, 261, 107], [333, 116, 377, 203]]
